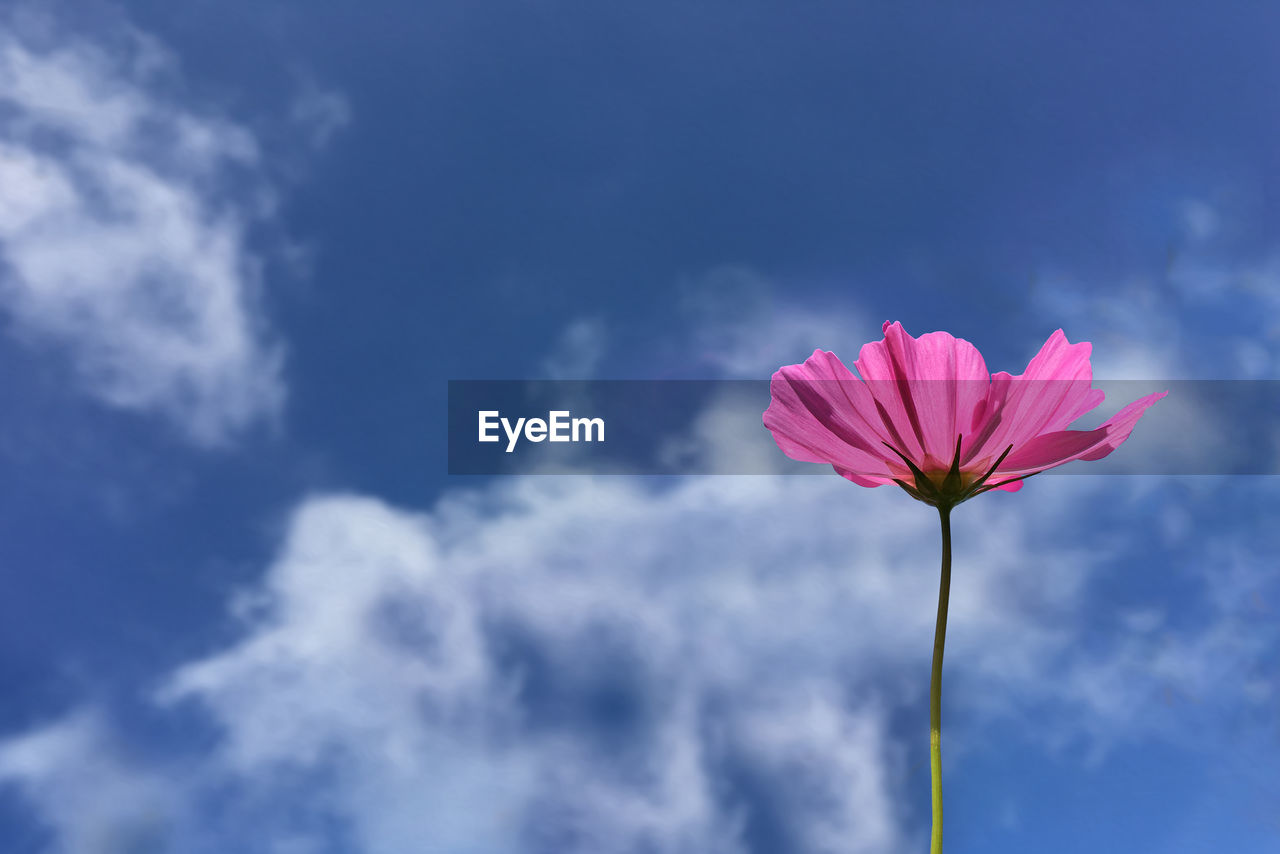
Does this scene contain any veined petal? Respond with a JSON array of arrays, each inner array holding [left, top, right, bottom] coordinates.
[[853, 321, 990, 465], [762, 350, 900, 479], [994, 390, 1168, 477], [962, 371, 1011, 464], [969, 329, 1105, 460]]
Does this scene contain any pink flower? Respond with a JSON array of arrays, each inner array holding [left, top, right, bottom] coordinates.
[[763, 321, 1167, 506]]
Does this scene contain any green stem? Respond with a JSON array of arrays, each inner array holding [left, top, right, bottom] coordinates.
[[930, 503, 953, 854]]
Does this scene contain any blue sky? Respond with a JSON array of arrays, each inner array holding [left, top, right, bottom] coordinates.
[[0, 2, 1278, 852]]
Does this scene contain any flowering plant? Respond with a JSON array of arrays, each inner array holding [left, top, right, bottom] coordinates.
[[763, 321, 1165, 852]]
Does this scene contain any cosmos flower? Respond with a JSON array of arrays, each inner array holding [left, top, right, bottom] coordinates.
[[763, 321, 1167, 506], [763, 321, 1165, 853]]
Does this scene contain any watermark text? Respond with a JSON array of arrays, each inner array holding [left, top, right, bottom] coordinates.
[[478, 410, 605, 453]]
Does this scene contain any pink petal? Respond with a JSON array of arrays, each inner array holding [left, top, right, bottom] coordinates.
[[967, 330, 1106, 461], [995, 390, 1168, 477], [833, 466, 894, 487], [763, 350, 901, 479], [852, 321, 990, 466]]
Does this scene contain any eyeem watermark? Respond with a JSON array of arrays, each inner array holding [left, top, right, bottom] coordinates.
[[450, 380, 1274, 475], [478, 410, 605, 453]]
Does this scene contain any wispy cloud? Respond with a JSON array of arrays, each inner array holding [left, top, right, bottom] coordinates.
[[0, 11, 322, 445], [7, 467, 1269, 852], [541, 316, 607, 379], [676, 265, 877, 378], [1029, 199, 1280, 382], [288, 82, 351, 151], [0, 710, 184, 853]]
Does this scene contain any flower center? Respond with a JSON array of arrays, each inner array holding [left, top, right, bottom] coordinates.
[[881, 437, 1016, 507]]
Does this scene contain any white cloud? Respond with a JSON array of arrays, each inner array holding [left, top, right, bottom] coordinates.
[[541, 316, 607, 379], [677, 265, 877, 378], [157, 480, 1011, 852], [732, 690, 905, 854], [0, 12, 306, 445], [658, 386, 791, 474], [3, 467, 1216, 853], [1179, 199, 1220, 243], [0, 466, 1273, 853], [289, 83, 351, 150], [1030, 201, 1280, 382], [0, 711, 184, 853]]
